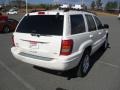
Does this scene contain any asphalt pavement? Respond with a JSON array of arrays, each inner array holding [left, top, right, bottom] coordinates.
[[0, 14, 120, 90]]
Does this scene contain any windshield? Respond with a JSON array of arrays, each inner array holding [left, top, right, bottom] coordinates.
[[9, 9, 14, 12], [16, 15, 64, 35]]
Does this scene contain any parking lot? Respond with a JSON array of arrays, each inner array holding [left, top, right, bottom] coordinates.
[[0, 14, 120, 90]]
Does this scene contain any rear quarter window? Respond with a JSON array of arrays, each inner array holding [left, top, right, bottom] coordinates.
[[16, 15, 64, 35], [70, 15, 86, 34]]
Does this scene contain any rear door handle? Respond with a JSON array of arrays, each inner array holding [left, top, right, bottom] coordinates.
[[98, 32, 102, 35]]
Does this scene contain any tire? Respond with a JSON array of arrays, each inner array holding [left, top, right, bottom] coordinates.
[[76, 50, 90, 77], [3, 26, 10, 33], [59, 7, 61, 10]]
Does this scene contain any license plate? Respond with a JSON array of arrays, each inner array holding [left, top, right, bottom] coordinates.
[[29, 41, 39, 49]]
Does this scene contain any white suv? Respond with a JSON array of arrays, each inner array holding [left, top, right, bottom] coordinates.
[[11, 10, 109, 77], [72, 5, 83, 10], [59, 4, 70, 9]]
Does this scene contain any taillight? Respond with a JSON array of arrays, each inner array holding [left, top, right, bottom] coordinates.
[[60, 39, 73, 56], [12, 36, 15, 46]]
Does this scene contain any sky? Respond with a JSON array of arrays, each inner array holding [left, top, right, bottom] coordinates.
[[0, 0, 119, 7], [28, 0, 119, 5]]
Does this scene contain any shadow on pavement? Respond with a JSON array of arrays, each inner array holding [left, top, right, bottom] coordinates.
[[33, 44, 111, 80]]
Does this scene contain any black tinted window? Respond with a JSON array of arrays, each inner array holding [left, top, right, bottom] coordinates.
[[85, 15, 96, 31], [94, 16, 103, 29], [71, 15, 85, 34], [16, 15, 64, 35]]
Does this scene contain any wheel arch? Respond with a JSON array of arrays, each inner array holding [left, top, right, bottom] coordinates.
[[78, 40, 93, 54]]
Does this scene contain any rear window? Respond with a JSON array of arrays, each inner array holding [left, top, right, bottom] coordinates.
[[16, 15, 64, 35]]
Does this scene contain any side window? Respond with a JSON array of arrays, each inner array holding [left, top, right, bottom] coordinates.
[[70, 15, 86, 34], [94, 16, 103, 29], [85, 15, 97, 32]]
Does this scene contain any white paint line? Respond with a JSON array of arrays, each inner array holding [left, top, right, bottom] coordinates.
[[99, 61, 120, 69], [0, 60, 36, 90]]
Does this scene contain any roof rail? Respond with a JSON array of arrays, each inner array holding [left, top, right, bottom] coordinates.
[[61, 8, 95, 14], [63, 8, 70, 12], [31, 8, 46, 13], [84, 10, 97, 15]]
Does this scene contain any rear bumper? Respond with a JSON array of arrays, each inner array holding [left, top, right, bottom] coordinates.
[[11, 47, 83, 71]]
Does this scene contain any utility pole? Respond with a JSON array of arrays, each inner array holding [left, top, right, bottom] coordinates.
[[25, 0, 28, 14], [53, 0, 58, 4], [118, 1, 120, 13]]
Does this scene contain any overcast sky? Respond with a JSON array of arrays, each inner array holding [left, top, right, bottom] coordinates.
[[28, 0, 119, 5], [0, 0, 119, 6]]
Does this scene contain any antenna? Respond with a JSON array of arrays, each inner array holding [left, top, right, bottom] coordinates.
[[118, 1, 120, 13]]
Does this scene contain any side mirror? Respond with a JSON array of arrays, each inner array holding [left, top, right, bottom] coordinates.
[[104, 24, 109, 29]]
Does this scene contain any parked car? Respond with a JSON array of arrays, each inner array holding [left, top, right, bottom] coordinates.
[[0, 14, 18, 32], [11, 10, 109, 77], [59, 4, 70, 9], [7, 9, 18, 15], [72, 4, 83, 10]]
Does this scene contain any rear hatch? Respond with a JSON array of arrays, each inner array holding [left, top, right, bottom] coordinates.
[[14, 14, 64, 58]]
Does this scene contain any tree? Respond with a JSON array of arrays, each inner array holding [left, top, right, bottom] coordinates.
[[0, 0, 6, 6], [16, 0, 22, 8], [96, 0, 102, 9], [105, 1, 118, 10], [10, 0, 25, 8], [91, 1, 96, 10]]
